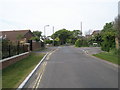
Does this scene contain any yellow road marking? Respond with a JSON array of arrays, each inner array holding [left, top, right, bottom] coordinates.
[[32, 48, 59, 89], [35, 62, 47, 89]]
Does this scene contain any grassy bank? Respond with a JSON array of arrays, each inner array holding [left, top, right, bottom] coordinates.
[[93, 51, 119, 65], [2, 53, 45, 88]]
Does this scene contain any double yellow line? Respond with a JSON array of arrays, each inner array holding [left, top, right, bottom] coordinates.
[[32, 48, 59, 89]]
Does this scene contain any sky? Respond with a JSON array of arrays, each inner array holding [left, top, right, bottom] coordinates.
[[0, 0, 119, 36]]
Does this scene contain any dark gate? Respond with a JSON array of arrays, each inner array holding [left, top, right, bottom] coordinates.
[[28, 40, 32, 51]]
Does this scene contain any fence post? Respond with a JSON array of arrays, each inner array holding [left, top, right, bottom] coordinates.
[[8, 45, 11, 57], [17, 41, 19, 54], [23, 45, 24, 52]]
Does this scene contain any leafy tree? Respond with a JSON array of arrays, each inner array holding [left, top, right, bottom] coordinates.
[[101, 22, 116, 52], [31, 31, 42, 42], [101, 32, 115, 51], [30, 37, 40, 42], [70, 30, 82, 44], [51, 29, 71, 45], [33, 31, 42, 37], [72, 30, 82, 38], [91, 33, 103, 46]]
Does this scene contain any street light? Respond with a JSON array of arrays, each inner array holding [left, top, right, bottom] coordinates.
[[44, 25, 49, 38], [44, 25, 55, 46]]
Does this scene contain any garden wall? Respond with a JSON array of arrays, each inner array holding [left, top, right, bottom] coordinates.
[[0, 52, 30, 69], [32, 42, 41, 51]]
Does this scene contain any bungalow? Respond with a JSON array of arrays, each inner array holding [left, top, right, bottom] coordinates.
[[91, 30, 101, 37], [0, 30, 34, 44]]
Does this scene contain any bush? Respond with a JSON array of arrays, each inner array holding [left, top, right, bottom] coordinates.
[[53, 40, 60, 46], [44, 40, 53, 44], [82, 39, 89, 47], [75, 39, 82, 47], [75, 39, 89, 47]]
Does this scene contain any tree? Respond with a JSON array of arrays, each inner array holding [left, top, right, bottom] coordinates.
[[51, 29, 71, 45], [70, 30, 82, 44], [92, 33, 103, 46], [101, 31, 116, 52], [72, 30, 82, 38], [101, 22, 116, 52], [102, 22, 114, 32], [30, 37, 40, 42], [33, 31, 42, 37], [31, 31, 42, 42]]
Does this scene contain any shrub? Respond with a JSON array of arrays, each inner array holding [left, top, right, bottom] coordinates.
[[75, 38, 89, 47], [75, 39, 82, 47], [44, 40, 53, 44]]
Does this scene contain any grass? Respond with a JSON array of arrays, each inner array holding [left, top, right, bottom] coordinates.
[[2, 53, 45, 88], [34, 47, 47, 51], [93, 51, 119, 65]]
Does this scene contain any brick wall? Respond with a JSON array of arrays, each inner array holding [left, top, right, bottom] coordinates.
[[32, 42, 41, 51], [0, 52, 30, 69]]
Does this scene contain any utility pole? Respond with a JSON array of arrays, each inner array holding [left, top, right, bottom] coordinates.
[[53, 26, 54, 46], [81, 22, 82, 36]]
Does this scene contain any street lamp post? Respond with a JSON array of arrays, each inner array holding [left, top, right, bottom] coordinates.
[[44, 25, 49, 38], [43, 25, 55, 46]]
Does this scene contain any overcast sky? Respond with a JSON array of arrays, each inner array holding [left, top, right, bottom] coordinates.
[[0, 0, 119, 36]]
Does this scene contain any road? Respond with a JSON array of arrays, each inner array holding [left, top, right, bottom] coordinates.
[[25, 46, 118, 88]]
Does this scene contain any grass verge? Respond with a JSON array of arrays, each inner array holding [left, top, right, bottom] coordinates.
[[93, 52, 119, 65], [34, 47, 47, 51], [2, 53, 45, 88]]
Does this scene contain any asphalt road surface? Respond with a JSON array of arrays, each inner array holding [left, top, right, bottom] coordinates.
[[26, 46, 118, 88]]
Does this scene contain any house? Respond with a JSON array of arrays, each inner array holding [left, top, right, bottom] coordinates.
[[0, 30, 34, 44], [85, 35, 92, 39], [91, 30, 101, 37]]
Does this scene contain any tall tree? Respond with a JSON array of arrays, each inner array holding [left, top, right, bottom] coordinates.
[[51, 29, 71, 45]]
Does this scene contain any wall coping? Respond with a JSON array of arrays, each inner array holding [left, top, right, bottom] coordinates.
[[0, 52, 30, 63]]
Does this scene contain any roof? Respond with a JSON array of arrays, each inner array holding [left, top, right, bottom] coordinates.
[[92, 30, 101, 35], [1, 30, 34, 41]]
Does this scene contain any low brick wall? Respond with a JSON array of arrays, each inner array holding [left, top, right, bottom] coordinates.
[[0, 52, 30, 69]]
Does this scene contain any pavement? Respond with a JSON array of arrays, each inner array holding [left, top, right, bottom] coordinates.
[[23, 46, 118, 88]]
